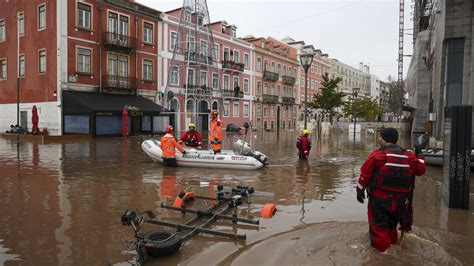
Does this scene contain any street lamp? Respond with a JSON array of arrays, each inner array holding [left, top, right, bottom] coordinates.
[[300, 46, 314, 130], [352, 87, 360, 141]]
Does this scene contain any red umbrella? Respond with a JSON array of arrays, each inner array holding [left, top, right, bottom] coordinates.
[[32, 105, 39, 135], [122, 108, 128, 137]]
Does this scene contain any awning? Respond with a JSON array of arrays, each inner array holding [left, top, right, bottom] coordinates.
[[402, 105, 416, 112], [63, 91, 164, 114]]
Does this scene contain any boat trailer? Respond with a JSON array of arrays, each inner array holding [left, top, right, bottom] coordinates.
[[120, 185, 276, 264]]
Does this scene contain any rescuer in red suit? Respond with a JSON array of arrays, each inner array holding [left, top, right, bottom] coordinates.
[[296, 129, 312, 160], [179, 123, 202, 148], [356, 128, 425, 252]]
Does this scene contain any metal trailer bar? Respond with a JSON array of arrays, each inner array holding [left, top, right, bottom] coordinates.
[[146, 218, 246, 240], [160, 203, 260, 225]]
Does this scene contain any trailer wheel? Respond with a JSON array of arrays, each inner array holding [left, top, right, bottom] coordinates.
[[143, 231, 182, 257]]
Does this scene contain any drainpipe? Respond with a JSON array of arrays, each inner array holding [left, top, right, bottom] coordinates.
[[99, 2, 102, 93], [135, 16, 138, 96]]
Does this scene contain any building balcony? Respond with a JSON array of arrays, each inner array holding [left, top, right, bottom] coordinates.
[[263, 94, 279, 104], [102, 32, 137, 51], [222, 60, 245, 72], [185, 52, 214, 65], [103, 75, 137, 90], [282, 96, 295, 105], [183, 84, 212, 97], [282, 75, 296, 85], [221, 88, 244, 99], [263, 70, 279, 82]]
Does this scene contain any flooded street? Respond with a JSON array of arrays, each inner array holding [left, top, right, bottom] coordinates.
[[0, 131, 473, 265]]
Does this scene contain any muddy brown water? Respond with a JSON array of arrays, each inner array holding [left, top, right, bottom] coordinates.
[[0, 131, 473, 265]]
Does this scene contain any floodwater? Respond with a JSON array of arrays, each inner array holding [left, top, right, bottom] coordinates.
[[0, 131, 473, 265]]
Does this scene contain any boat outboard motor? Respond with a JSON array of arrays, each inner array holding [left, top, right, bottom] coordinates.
[[233, 139, 268, 165]]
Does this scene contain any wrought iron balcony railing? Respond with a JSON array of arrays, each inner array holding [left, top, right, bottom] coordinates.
[[222, 60, 245, 72], [263, 94, 279, 104], [282, 75, 296, 85], [102, 32, 137, 50], [185, 52, 214, 65], [183, 85, 212, 96], [263, 70, 279, 82], [103, 75, 137, 90], [282, 96, 296, 105], [221, 89, 244, 99]]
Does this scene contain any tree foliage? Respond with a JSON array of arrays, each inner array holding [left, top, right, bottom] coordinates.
[[342, 96, 385, 121], [307, 73, 345, 120], [385, 75, 404, 115]]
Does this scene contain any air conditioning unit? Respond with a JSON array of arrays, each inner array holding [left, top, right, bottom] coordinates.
[[429, 112, 436, 121]]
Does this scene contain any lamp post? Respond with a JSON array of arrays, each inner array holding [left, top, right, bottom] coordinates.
[[300, 46, 314, 130], [352, 87, 360, 142]]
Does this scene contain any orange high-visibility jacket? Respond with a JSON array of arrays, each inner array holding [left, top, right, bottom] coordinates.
[[210, 119, 223, 141], [161, 133, 184, 158]]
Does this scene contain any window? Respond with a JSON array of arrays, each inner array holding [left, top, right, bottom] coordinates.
[[170, 65, 179, 85], [0, 59, 6, 79], [244, 53, 249, 67], [271, 62, 275, 72], [277, 85, 280, 96], [38, 4, 46, 30], [264, 60, 268, 71], [263, 106, 268, 117], [0, 20, 4, 41], [256, 81, 261, 95], [212, 73, 219, 89], [197, 15, 204, 26], [77, 47, 91, 73], [77, 3, 91, 30], [119, 15, 129, 36], [223, 101, 230, 117], [233, 50, 239, 63], [19, 55, 25, 77], [271, 84, 274, 95], [223, 75, 229, 90], [311, 80, 314, 89], [257, 105, 261, 117], [243, 103, 249, 117], [244, 79, 249, 93], [170, 32, 178, 51], [108, 54, 117, 75], [39, 50, 46, 73], [143, 22, 153, 44], [283, 86, 286, 97], [257, 57, 262, 71], [283, 66, 287, 76], [200, 71, 207, 86], [143, 59, 153, 81], [263, 83, 268, 94], [212, 44, 219, 61], [108, 12, 118, 33], [233, 76, 239, 89], [18, 12, 24, 36], [232, 28, 236, 38], [264, 121, 268, 129], [277, 64, 281, 74], [223, 47, 230, 61], [187, 36, 195, 52], [187, 68, 195, 85], [270, 106, 274, 116], [200, 40, 207, 56], [233, 102, 239, 117], [184, 10, 191, 22]]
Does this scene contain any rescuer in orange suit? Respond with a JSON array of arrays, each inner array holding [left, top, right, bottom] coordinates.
[[209, 110, 223, 154], [160, 125, 186, 167]]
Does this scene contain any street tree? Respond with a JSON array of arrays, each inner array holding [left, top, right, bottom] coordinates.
[[342, 96, 385, 122], [385, 75, 404, 115], [307, 73, 345, 122]]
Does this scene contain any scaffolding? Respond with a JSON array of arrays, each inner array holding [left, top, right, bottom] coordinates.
[[164, 0, 222, 132]]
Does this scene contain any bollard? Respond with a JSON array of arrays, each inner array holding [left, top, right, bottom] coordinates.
[[442, 106, 471, 209]]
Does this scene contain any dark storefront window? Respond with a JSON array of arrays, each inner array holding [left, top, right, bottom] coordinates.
[[64, 115, 89, 134], [96, 116, 121, 135], [142, 115, 151, 131], [153, 116, 169, 133]]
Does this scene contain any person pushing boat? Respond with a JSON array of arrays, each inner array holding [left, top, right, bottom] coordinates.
[[160, 125, 186, 167]]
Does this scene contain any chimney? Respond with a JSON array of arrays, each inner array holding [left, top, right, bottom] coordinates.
[[359, 62, 364, 71]]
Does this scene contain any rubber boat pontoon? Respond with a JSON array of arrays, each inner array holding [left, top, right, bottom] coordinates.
[[421, 148, 474, 167], [141, 139, 268, 170]]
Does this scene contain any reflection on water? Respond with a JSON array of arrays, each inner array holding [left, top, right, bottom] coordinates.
[[0, 131, 473, 265]]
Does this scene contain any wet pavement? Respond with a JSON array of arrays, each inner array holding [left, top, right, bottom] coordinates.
[[0, 131, 473, 265]]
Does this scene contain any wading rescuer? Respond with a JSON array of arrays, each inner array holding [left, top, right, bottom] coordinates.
[[296, 129, 312, 160], [209, 110, 223, 154], [356, 127, 425, 252], [160, 125, 186, 167], [179, 123, 202, 148]]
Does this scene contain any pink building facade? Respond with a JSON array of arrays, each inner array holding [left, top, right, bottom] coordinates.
[[159, 9, 253, 135]]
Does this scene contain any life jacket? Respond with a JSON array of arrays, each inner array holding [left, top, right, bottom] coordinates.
[[370, 145, 414, 193], [161, 133, 183, 158], [183, 131, 199, 146]]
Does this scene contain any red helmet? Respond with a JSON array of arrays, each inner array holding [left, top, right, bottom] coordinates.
[[165, 125, 174, 133]]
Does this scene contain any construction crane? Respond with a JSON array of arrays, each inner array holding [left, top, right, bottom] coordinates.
[[398, 0, 404, 116]]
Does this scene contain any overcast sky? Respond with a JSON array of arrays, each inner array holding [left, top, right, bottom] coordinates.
[[137, 0, 413, 81]]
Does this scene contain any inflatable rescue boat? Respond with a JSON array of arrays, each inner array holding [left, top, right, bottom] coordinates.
[[141, 139, 268, 170]]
